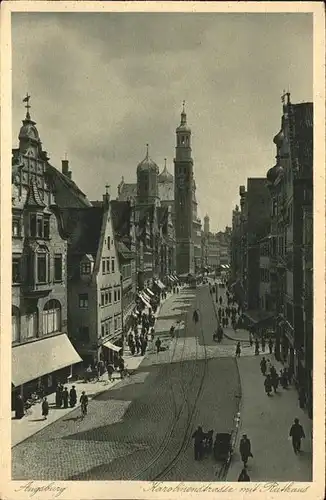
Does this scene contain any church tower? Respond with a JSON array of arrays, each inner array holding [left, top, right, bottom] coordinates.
[[136, 144, 159, 206], [174, 102, 195, 275], [204, 214, 210, 235]]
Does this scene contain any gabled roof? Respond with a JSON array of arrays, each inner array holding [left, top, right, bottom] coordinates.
[[63, 207, 104, 255], [46, 164, 92, 208]]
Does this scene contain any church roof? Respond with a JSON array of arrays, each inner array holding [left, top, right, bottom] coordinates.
[[158, 161, 173, 183], [137, 145, 159, 174]]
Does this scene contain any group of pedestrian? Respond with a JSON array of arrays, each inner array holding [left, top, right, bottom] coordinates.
[[127, 329, 148, 356], [260, 356, 292, 396], [55, 383, 77, 409]]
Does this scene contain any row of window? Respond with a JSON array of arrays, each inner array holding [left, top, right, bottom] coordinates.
[[100, 315, 121, 338], [12, 300, 61, 343], [100, 287, 121, 307], [102, 257, 115, 274], [12, 253, 63, 284], [13, 214, 51, 239]]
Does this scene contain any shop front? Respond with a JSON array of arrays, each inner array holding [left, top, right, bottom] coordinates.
[[12, 333, 82, 408]]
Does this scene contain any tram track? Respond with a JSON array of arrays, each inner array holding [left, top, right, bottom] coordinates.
[[131, 291, 201, 480]]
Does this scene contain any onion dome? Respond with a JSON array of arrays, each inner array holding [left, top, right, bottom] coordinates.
[[158, 158, 174, 183], [137, 144, 159, 174], [266, 163, 284, 183]]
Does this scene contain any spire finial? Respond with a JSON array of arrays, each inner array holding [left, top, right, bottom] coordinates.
[[23, 92, 31, 119], [146, 143, 149, 158], [182, 100, 186, 113], [64, 152, 68, 161], [164, 158, 167, 168], [105, 184, 110, 195]]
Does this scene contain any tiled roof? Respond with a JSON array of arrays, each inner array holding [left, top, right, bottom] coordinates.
[[111, 200, 131, 239], [63, 207, 104, 255], [46, 164, 92, 208]]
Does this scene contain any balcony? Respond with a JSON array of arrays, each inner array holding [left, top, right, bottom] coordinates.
[[22, 281, 53, 298]]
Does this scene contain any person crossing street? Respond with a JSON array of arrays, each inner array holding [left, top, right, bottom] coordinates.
[[289, 418, 305, 454]]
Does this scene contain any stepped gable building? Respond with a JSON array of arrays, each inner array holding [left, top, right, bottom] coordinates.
[[174, 102, 195, 276], [60, 190, 123, 367], [11, 98, 82, 404], [266, 93, 313, 417]]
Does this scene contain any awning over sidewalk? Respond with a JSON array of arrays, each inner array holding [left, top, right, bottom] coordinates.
[[12, 334, 82, 387], [154, 279, 165, 290], [138, 293, 151, 309], [102, 340, 122, 352], [146, 288, 155, 297], [168, 275, 177, 282], [141, 291, 153, 303], [243, 310, 275, 326]]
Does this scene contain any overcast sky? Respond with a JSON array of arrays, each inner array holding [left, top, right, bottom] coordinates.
[[12, 12, 312, 232]]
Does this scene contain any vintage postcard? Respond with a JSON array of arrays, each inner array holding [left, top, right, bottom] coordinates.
[[0, 1, 325, 499]]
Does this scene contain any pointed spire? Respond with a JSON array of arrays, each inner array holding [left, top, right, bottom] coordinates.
[[180, 100, 187, 126], [146, 143, 149, 159], [163, 158, 167, 171]]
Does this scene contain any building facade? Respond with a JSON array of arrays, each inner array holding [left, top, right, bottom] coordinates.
[[266, 94, 313, 417], [174, 104, 195, 276], [11, 104, 82, 404]]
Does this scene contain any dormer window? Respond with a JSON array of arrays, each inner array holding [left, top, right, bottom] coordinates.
[[80, 262, 91, 275]]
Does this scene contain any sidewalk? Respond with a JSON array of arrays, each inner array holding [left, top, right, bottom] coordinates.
[[227, 354, 312, 481], [11, 354, 144, 448]]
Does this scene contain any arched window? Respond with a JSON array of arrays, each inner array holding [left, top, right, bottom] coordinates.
[[43, 299, 61, 335], [26, 304, 38, 339], [12, 306, 21, 343]]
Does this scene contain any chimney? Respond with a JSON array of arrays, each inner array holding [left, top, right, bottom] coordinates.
[[62, 159, 69, 175]]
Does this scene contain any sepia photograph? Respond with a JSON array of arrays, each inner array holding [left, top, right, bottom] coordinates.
[[1, 1, 325, 498]]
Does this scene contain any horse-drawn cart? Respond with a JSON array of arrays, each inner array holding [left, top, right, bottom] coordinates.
[[213, 432, 233, 462]]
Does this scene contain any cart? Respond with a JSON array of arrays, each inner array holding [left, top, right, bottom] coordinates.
[[213, 432, 233, 462]]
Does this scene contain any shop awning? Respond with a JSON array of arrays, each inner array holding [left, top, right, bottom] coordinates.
[[154, 279, 165, 290], [12, 333, 82, 387], [243, 310, 275, 326], [138, 293, 151, 309], [102, 340, 122, 352], [146, 288, 155, 297], [142, 291, 153, 303], [168, 275, 177, 282]]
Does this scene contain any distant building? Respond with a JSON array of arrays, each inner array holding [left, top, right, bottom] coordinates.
[[11, 102, 82, 404]]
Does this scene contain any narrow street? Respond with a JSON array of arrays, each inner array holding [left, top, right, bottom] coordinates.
[[12, 285, 240, 481]]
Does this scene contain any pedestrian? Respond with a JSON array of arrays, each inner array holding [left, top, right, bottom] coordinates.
[[107, 363, 115, 382], [264, 374, 272, 396], [69, 385, 77, 407], [271, 370, 279, 393], [141, 338, 147, 356], [118, 356, 125, 378], [192, 426, 204, 461], [261, 337, 266, 353], [219, 296, 222, 305], [15, 394, 25, 419], [289, 418, 305, 454], [298, 388, 306, 409], [280, 369, 288, 389], [235, 342, 241, 358], [155, 337, 161, 354], [150, 327, 155, 342], [239, 434, 253, 466], [249, 333, 253, 347], [260, 357, 267, 376], [80, 391, 88, 417], [41, 397, 49, 420], [268, 338, 273, 354], [265, 359, 272, 376], [238, 466, 250, 482], [129, 341, 136, 356], [170, 325, 175, 339], [55, 384, 61, 408], [193, 309, 199, 324], [135, 335, 141, 355], [62, 387, 69, 409]]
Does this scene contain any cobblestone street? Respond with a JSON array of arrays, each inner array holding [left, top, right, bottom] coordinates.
[[12, 285, 240, 481]]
